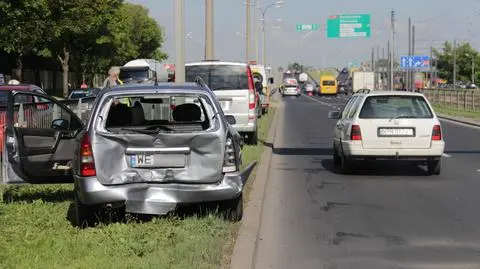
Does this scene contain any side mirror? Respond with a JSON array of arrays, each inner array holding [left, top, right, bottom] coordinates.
[[254, 81, 263, 93], [225, 115, 236, 125], [51, 119, 70, 130], [268, 77, 274, 84], [328, 111, 341, 119]]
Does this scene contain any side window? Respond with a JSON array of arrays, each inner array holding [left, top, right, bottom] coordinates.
[[341, 96, 357, 119], [346, 97, 363, 119], [13, 93, 82, 131]]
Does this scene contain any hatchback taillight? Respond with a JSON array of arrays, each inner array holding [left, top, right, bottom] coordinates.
[[432, 125, 442, 141], [351, 125, 362, 141], [247, 66, 256, 110], [222, 136, 237, 173], [80, 133, 96, 177]]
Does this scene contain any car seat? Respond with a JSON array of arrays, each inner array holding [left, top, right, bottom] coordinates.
[[172, 103, 201, 122], [106, 103, 132, 127], [130, 101, 146, 125]]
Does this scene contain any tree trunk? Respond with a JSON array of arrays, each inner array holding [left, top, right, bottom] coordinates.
[[15, 55, 23, 81], [58, 46, 70, 98]]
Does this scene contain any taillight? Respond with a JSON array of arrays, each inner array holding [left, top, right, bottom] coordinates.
[[351, 125, 362, 141], [222, 136, 237, 173], [80, 133, 96, 177], [247, 66, 256, 109], [432, 125, 442, 141]]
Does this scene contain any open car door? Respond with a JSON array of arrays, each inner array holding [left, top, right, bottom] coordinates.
[[3, 91, 84, 184]]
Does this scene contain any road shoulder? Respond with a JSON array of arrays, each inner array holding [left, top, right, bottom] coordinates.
[[229, 95, 282, 269]]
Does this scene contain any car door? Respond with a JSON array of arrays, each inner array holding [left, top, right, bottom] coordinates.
[[334, 96, 357, 144], [3, 91, 84, 184], [341, 96, 363, 142]]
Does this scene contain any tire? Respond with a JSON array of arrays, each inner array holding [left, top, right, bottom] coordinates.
[[427, 159, 441, 175], [220, 194, 243, 222], [245, 128, 258, 145], [339, 152, 352, 175], [74, 192, 98, 228], [333, 145, 341, 166]]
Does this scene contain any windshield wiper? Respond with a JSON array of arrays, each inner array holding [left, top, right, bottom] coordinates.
[[120, 128, 158, 134], [391, 115, 418, 120]]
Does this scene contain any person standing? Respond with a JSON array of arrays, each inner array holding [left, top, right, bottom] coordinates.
[[102, 66, 123, 90]]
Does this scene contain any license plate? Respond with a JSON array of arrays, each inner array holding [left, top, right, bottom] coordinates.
[[130, 154, 186, 168], [378, 128, 415, 137]]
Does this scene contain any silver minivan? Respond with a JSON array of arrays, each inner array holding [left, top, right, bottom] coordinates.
[[185, 61, 259, 145]]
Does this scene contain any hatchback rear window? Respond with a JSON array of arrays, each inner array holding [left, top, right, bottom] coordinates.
[[104, 94, 215, 133], [185, 64, 249, 90], [358, 95, 433, 119]]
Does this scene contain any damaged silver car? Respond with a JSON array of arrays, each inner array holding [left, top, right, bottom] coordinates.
[[2, 82, 256, 226]]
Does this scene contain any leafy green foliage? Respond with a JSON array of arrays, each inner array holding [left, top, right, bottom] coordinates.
[[434, 41, 479, 83]]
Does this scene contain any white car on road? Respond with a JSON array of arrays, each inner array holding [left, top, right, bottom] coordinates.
[[328, 90, 445, 175]]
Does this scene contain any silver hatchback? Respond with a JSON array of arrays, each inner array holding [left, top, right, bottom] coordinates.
[[2, 82, 256, 227]]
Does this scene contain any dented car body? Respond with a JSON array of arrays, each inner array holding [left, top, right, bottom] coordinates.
[[2, 82, 256, 225]]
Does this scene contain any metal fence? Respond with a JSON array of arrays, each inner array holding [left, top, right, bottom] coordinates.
[[421, 89, 480, 111]]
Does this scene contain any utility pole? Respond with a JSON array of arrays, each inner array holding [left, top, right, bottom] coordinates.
[[175, 0, 185, 83], [387, 40, 391, 90], [407, 17, 411, 90], [389, 10, 395, 90], [453, 39, 457, 90], [376, 45, 379, 89], [429, 46, 433, 88], [246, 0, 251, 62], [410, 25, 415, 90], [254, 0, 259, 61], [205, 0, 214, 60]]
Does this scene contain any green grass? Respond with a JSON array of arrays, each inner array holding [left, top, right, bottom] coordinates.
[[0, 106, 277, 269], [433, 104, 480, 120]]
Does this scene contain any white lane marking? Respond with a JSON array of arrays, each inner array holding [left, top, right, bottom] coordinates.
[[439, 117, 480, 130], [442, 153, 451, 158], [302, 94, 346, 109]]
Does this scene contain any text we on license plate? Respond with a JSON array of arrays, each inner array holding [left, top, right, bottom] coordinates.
[[130, 154, 186, 168], [379, 128, 414, 136]]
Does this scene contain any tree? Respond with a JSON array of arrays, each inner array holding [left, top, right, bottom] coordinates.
[[434, 41, 479, 83], [106, 3, 167, 66], [45, 0, 123, 96], [0, 0, 50, 81]]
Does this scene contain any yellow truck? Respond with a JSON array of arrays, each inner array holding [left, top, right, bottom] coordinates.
[[319, 75, 338, 96]]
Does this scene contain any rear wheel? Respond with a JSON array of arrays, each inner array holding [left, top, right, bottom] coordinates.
[[220, 194, 243, 222], [427, 159, 441, 175], [74, 192, 98, 228], [339, 152, 352, 175], [333, 145, 341, 166], [245, 128, 258, 145]]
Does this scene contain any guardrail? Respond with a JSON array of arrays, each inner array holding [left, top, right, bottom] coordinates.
[[421, 89, 480, 111]]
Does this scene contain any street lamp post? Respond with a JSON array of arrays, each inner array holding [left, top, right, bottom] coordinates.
[[175, 0, 185, 83], [259, 1, 283, 68]]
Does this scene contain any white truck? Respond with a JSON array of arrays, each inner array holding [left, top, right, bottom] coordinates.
[[352, 71, 374, 93], [119, 59, 169, 84]]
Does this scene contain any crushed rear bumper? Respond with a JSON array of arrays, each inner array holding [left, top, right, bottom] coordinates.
[[74, 161, 257, 215]]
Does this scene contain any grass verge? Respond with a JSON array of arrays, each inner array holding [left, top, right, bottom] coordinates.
[[433, 104, 480, 120], [0, 105, 277, 269]]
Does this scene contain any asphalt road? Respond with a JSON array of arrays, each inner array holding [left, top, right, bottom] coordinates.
[[253, 93, 480, 269]]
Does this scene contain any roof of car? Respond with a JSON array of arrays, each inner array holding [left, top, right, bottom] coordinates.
[[101, 82, 211, 95], [185, 61, 247, 67], [356, 90, 424, 97], [0, 84, 43, 91]]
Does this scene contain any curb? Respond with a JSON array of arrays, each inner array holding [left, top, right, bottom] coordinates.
[[229, 95, 281, 269], [438, 115, 480, 128]]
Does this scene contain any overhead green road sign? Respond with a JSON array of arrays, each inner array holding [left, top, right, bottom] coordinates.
[[296, 24, 319, 31], [326, 14, 371, 38]]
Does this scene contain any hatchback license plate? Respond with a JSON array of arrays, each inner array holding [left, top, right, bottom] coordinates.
[[130, 154, 186, 168], [378, 128, 414, 137]]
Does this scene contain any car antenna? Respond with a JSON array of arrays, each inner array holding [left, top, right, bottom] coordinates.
[[154, 60, 159, 86]]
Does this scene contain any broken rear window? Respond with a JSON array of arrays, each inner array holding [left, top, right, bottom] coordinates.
[[104, 94, 216, 133]]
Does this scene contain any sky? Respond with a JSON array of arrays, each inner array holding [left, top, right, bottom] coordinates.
[[129, 0, 480, 69]]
